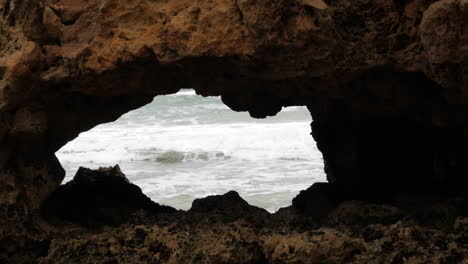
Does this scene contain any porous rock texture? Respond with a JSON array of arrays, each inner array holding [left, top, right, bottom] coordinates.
[[0, 0, 467, 262], [29, 168, 468, 263]]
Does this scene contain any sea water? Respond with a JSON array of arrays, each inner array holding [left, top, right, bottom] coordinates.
[[56, 89, 325, 212]]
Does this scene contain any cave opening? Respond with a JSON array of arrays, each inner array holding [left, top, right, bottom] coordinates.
[[55, 89, 325, 212], [3, 0, 468, 261]]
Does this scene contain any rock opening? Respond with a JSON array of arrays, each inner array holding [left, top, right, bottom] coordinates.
[[1, 0, 467, 262], [55, 90, 325, 212]]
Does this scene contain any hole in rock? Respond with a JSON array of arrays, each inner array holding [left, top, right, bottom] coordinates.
[[56, 89, 325, 212]]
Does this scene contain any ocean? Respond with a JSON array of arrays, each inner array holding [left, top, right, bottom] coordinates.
[[56, 89, 325, 212]]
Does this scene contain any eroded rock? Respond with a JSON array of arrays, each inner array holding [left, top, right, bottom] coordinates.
[[29, 186, 468, 263], [0, 0, 467, 262], [42, 165, 176, 228], [0, 0, 466, 214]]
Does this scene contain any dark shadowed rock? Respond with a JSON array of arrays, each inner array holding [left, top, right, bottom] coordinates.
[[327, 201, 403, 228], [189, 191, 269, 222], [42, 165, 176, 228], [292, 182, 344, 219]]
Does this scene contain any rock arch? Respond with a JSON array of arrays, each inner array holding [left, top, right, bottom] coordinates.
[[0, 0, 467, 262]]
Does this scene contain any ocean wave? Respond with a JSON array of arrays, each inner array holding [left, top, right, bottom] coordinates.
[[278, 157, 310, 161], [56, 89, 326, 212], [281, 106, 302, 112], [141, 150, 231, 164], [57, 90, 319, 165], [60, 148, 106, 154], [172, 89, 197, 96], [57, 120, 319, 164]]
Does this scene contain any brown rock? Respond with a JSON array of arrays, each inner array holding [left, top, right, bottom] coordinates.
[[0, 0, 467, 262]]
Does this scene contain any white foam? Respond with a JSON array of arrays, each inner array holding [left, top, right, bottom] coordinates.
[[172, 89, 197, 96], [57, 121, 318, 163]]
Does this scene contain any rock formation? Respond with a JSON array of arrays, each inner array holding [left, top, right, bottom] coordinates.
[[42, 165, 176, 228], [0, 0, 467, 262], [30, 172, 468, 263]]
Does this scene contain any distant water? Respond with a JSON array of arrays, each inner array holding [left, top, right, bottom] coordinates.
[[56, 90, 325, 212]]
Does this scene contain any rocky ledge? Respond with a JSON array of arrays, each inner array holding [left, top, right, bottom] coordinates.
[[3, 166, 465, 263]]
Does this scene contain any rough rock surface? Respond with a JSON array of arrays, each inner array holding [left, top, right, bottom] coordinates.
[[7, 178, 468, 263], [0, 0, 468, 262]]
